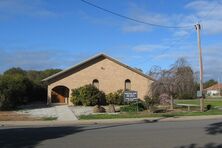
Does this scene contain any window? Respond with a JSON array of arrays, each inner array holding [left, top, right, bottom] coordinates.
[[92, 79, 99, 89], [125, 79, 131, 90]]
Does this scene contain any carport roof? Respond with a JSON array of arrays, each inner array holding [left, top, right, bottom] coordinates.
[[42, 53, 155, 82]]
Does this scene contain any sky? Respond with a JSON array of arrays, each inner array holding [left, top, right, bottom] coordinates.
[[0, 0, 222, 81]]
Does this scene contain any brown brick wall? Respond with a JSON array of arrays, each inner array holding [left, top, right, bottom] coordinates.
[[47, 58, 153, 104]]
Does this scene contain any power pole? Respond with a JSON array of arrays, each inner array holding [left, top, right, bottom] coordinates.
[[195, 23, 204, 112], [218, 77, 221, 96]]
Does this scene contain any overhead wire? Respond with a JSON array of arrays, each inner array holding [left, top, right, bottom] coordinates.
[[133, 30, 194, 67], [80, 0, 219, 72], [199, 0, 220, 23], [81, 0, 194, 29]]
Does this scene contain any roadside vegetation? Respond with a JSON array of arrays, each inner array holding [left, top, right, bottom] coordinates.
[[1, 57, 222, 121], [80, 109, 222, 120], [0, 67, 61, 110]]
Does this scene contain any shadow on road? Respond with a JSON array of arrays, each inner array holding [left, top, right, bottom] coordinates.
[[205, 121, 222, 135], [175, 143, 222, 148], [175, 121, 222, 148], [0, 126, 83, 148], [0, 118, 164, 148]]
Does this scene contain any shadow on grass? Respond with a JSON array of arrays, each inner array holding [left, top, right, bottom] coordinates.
[[205, 121, 222, 135], [175, 143, 222, 148]]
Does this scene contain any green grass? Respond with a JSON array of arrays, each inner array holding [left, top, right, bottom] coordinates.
[[41, 116, 58, 121], [175, 98, 222, 107], [79, 98, 222, 120], [79, 109, 222, 120]]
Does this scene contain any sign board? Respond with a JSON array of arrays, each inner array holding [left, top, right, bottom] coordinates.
[[197, 90, 202, 98], [124, 91, 138, 102]]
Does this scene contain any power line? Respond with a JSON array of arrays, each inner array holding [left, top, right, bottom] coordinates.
[[81, 0, 194, 29], [199, 0, 220, 23], [134, 31, 194, 67]]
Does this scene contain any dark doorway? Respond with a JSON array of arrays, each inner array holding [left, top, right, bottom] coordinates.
[[51, 86, 69, 103]]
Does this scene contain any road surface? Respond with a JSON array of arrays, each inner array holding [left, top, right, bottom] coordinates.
[[0, 119, 222, 148]]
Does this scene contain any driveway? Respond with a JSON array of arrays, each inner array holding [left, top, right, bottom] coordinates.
[[16, 103, 78, 121]]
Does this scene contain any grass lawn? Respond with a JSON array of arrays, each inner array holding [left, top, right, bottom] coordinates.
[[79, 98, 222, 120], [79, 109, 222, 120], [175, 97, 222, 107]]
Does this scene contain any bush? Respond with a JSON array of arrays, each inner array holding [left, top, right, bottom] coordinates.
[[144, 95, 158, 110], [120, 101, 145, 112], [0, 75, 33, 110], [71, 84, 106, 106], [206, 104, 212, 111], [158, 93, 170, 105], [106, 89, 124, 105]]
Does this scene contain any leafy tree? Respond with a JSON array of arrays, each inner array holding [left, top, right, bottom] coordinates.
[[0, 67, 62, 110], [4, 67, 26, 76], [204, 79, 218, 89], [0, 74, 33, 110]]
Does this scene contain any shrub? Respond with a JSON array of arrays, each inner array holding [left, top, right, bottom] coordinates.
[[0, 75, 33, 110], [120, 101, 145, 112], [144, 95, 158, 110], [71, 84, 106, 106], [106, 89, 124, 105], [206, 104, 212, 111], [158, 93, 170, 105]]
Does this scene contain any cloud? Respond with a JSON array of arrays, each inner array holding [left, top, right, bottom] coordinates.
[[132, 44, 166, 52], [121, 3, 170, 32], [150, 43, 222, 80], [0, 0, 57, 19], [0, 48, 89, 73], [185, 0, 222, 34]]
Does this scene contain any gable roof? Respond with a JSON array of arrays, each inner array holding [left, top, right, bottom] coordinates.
[[205, 83, 222, 91], [42, 53, 155, 82]]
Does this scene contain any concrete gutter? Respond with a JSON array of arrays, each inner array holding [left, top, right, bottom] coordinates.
[[1, 115, 222, 127]]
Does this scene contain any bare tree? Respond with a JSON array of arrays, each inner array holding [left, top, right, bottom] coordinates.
[[172, 58, 196, 99], [150, 58, 196, 110], [150, 69, 176, 110]]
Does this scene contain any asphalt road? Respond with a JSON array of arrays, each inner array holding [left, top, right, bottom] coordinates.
[[0, 119, 222, 148]]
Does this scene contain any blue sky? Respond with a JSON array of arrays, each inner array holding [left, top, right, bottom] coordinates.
[[0, 0, 222, 81]]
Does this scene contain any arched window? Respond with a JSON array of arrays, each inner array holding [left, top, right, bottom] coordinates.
[[125, 79, 131, 90], [92, 79, 99, 89]]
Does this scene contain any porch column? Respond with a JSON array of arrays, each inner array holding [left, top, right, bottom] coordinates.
[[47, 86, 52, 105]]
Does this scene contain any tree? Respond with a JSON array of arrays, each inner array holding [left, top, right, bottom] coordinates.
[[0, 74, 33, 110], [4, 67, 26, 76], [0, 67, 63, 110], [150, 69, 176, 109], [150, 58, 196, 110], [172, 58, 196, 99], [204, 79, 218, 89]]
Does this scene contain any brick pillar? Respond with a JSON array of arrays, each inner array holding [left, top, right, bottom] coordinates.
[[47, 86, 52, 105]]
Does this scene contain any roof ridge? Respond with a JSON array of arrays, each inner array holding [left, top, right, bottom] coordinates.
[[42, 53, 155, 82]]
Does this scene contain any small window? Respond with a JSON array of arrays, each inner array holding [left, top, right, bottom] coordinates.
[[125, 79, 131, 90], [93, 79, 99, 89]]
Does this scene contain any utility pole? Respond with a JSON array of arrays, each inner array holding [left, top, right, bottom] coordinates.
[[195, 23, 204, 112], [218, 77, 221, 96]]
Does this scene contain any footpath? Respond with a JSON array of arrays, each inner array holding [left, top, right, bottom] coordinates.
[[1, 115, 222, 127]]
